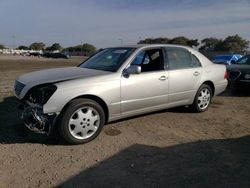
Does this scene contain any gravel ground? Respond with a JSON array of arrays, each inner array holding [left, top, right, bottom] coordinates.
[[0, 55, 249, 188]]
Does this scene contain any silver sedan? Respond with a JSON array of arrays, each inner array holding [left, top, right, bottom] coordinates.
[[14, 44, 228, 144]]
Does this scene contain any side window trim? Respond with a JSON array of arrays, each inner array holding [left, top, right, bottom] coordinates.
[[163, 47, 169, 70]]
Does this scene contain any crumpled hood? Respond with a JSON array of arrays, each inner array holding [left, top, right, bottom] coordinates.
[[15, 67, 110, 99], [17, 67, 109, 85]]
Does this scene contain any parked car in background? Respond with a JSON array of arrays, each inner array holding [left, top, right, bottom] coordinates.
[[14, 44, 228, 144], [20, 52, 30, 56], [29, 52, 42, 57], [43, 52, 69, 59], [212, 54, 242, 66], [227, 54, 250, 89]]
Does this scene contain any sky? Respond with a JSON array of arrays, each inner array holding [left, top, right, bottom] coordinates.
[[0, 0, 249, 48]]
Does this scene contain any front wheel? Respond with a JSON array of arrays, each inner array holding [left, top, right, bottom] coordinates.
[[59, 99, 105, 144], [191, 84, 212, 112]]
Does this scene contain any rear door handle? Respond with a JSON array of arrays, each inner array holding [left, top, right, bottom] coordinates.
[[193, 71, 200, 76], [159, 75, 168, 81]]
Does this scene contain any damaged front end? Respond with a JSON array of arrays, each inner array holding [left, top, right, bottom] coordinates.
[[20, 84, 58, 135], [21, 105, 58, 135]]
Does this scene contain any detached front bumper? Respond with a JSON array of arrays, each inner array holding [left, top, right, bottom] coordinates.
[[21, 105, 58, 135]]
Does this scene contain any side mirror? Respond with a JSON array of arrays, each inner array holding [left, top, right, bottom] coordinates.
[[231, 60, 236, 64], [127, 65, 141, 74], [123, 65, 141, 78]]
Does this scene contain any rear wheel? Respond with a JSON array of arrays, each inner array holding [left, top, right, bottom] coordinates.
[[59, 99, 105, 144], [191, 84, 212, 112]]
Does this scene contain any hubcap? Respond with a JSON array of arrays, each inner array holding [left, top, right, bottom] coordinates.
[[197, 88, 211, 110], [68, 106, 100, 140]]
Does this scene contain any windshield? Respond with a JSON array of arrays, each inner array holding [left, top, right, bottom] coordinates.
[[235, 55, 250, 65], [79, 48, 135, 72], [213, 55, 232, 61]]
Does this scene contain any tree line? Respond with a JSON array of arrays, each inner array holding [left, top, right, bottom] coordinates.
[[0, 42, 97, 55], [138, 35, 249, 52], [1, 34, 249, 54], [0, 44, 6, 49]]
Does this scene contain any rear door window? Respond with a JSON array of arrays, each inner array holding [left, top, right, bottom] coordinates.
[[164, 47, 193, 70]]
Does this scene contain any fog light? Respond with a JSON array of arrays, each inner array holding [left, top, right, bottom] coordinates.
[[245, 74, 250, 79]]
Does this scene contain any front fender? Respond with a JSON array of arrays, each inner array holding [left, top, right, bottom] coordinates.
[[43, 78, 121, 118]]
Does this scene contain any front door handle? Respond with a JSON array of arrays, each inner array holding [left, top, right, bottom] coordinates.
[[193, 71, 200, 76], [159, 75, 168, 81]]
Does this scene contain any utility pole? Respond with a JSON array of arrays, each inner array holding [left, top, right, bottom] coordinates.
[[81, 41, 83, 56], [138, 36, 142, 44], [118, 38, 123, 46], [12, 34, 16, 49]]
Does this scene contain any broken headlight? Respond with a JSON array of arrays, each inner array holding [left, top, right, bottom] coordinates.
[[26, 84, 57, 105]]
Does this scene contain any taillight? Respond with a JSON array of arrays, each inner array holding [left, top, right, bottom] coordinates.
[[224, 71, 228, 79]]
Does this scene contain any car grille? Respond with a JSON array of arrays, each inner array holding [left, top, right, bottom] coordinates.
[[228, 71, 241, 81], [14, 80, 25, 96]]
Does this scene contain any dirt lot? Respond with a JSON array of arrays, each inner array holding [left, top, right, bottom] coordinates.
[[0, 55, 250, 188]]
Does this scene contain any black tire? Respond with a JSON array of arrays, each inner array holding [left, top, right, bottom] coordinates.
[[191, 84, 212, 113], [58, 98, 105, 144]]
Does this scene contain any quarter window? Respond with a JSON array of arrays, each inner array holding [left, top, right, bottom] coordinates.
[[191, 54, 202, 67]]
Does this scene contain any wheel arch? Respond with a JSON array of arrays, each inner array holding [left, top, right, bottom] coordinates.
[[202, 80, 215, 96], [61, 94, 109, 123], [191, 80, 215, 104]]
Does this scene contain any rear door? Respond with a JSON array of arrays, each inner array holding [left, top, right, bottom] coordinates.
[[164, 47, 202, 104]]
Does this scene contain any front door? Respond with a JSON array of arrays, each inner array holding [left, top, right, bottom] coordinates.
[[121, 48, 169, 114]]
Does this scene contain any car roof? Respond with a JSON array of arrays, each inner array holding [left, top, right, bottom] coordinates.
[[107, 44, 194, 50], [109, 44, 213, 69]]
